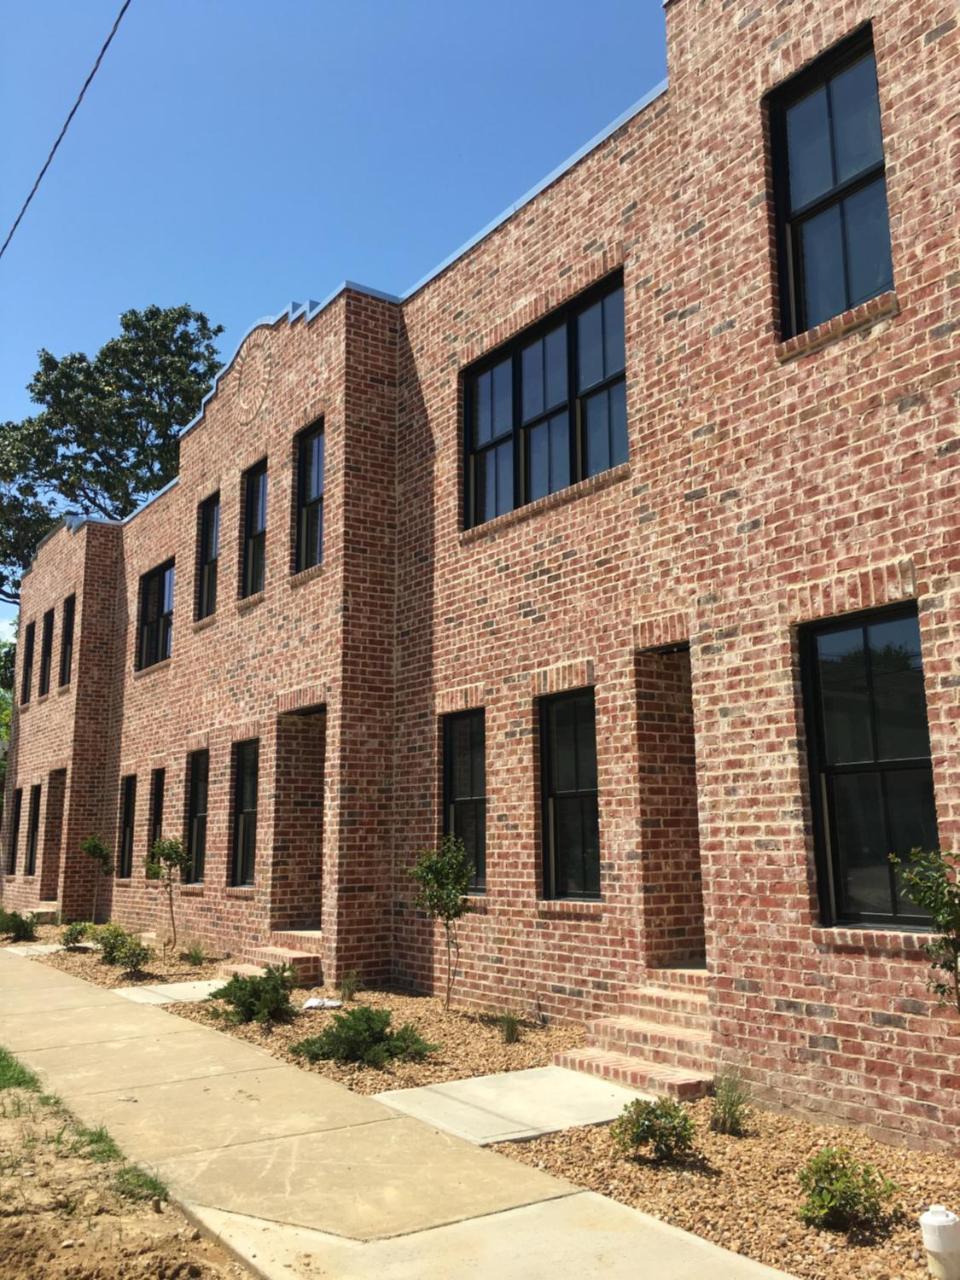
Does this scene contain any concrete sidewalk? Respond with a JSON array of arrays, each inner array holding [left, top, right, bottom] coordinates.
[[0, 949, 795, 1280]]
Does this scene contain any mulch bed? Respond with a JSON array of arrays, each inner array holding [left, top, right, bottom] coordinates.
[[0, 924, 62, 949], [170, 985, 585, 1094], [37, 943, 224, 990], [495, 1096, 960, 1280]]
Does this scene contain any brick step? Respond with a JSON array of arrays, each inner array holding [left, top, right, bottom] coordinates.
[[245, 945, 323, 984], [270, 928, 324, 955], [587, 1015, 715, 1072], [556, 1048, 712, 1100], [645, 965, 710, 990], [620, 983, 711, 1028], [217, 962, 268, 979], [31, 906, 60, 925]]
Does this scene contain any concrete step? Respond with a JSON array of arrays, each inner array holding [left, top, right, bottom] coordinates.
[[246, 945, 322, 984], [587, 1015, 714, 1072], [555, 1047, 713, 1100], [31, 906, 60, 925], [620, 983, 710, 1028], [216, 962, 268, 980], [270, 928, 324, 955]]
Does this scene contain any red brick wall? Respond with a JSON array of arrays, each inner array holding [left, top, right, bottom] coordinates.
[[3, 0, 959, 1149]]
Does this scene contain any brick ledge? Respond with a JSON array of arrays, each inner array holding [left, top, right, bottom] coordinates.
[[811, 925, 930, 957], [460, 464, 630, 544], [775, 291, 900, 363], [537, 899, 604, 920]]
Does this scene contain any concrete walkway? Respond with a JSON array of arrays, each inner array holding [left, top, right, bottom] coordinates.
[[0, 948, 795, 1280]]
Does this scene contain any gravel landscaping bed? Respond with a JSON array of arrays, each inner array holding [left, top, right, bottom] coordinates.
[[495, 1096, 960, 1280], [0, 923, 61, 948], [38, 943, 224, 989], [170, 985, 585, 1094]]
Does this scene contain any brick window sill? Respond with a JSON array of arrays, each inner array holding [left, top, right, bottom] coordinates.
[[36, 693, 50, 706], [465, 894, 489, 915], [115, 879, 132, 888], [192, 615, 217, 634], [460, 463, 631, 544], [536, 899, 604, 920], [132, 659, 171, 680], [775, 291, 899, 363], [811, 924, 930, 958], [290, 562, 325, 589], [57, 684, 71, 696], [236, 592, 265, 615], [180, 884, 204, 897], [225, 886, 255, 899]]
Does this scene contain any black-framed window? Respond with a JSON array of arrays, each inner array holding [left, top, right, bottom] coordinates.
[[118, 775, 136, 878], [242, 462, 267, 597], [185, 749, 209, 883], [6, 788, 22, 874], [137, 560, 174, 669], [540, 689, 600, 899], [59, 594, 75, 687], [296, 423, 325, 573], [801, 604, 938, 926], [149, 767, 165, 857], [770, 28, 892, 338], [196, 493, 220, 620], [464, 275, 626, 528], [38, 608, 54, 697], [24, 784, 41, 876], [231, 739, 258, 886], [442, 710, 486, 892], [20, 621, 35, 705]]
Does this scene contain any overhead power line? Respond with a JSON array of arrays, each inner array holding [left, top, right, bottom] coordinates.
[[0, 0, 134, 265]]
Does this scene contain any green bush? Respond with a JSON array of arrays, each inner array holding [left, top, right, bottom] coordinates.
[[292, 1004, 437, 1067], [116, 935, 153, 975], [798, 1146, 897, 1233], [210, 964, 295, 1025], [61, 921, 89, 949], [710, 1069, 751, 1137], [889, 848, 960, 1012], [94, 923, 130, 965], [0, 910, 38, 942], [611, 1097, 696, 1163]]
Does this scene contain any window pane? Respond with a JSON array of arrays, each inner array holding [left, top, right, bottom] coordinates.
[[208, 500, 220, 559], [474, 372, 492, 447], [786, 85, 833, 212], [528, 422, 549, 502], [577, 301, 603, 391], [556, 796, 586, 896], [831, 771, 891, 916], [551, 698, 578, 792], [869, 615, 930, 760], [609, 379, 628, 466], [602, 288, 625, 377], [844, 178, 893, 308], [492, 359, 512, 436], [831, 53, 883, 185], [816, 625, 872, 764], [451, 717, 474, 798], [544, 325, 567, 409], [521, 339, 543, 423], [584, 390, 610, 476], [304, 431, 324, 502], [548, 412, 570, 493], [800, 203, 846, 329], [887, 769, 937, 916], [495, 440, 513, 516], [576, 695, 598, 791], [162, 566, 174, 614]]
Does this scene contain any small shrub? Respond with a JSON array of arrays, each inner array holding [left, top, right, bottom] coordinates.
[[798, 1146, 897, 1233], [79, 834, 112, 922], [209, 964, 295, 1025], [94, 923, 130, 965], [710, 1069, 751, 1136], [338, 969, 362, 1002], [410, 835, 472, 1009], [116, 935, 153, 975], [2, 911, 38, 942], [498, 1012, 522, 1045], [292, 1004, 437, 1067], [182, 941, 206, 966], [61, 921, 89, 949], [147, 835, 192, 949], [611, 1097, 696, 1163]]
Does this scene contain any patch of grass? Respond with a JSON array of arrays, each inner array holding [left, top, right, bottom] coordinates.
[[114, 1163, 168, 1202], [498, 1012, 522, 1044], [71, 1124, 122, 1163], [183, 942, 206, 966], [338, 968, 363, 1002], [710, 1068, 751, 1137], [0, 1047, 40, 1092]]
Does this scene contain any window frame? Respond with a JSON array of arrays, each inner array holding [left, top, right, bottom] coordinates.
[[184, 749, 209, 884], [59, 594, 75, 687], [539, 687, 601, 901], [6, 787, 22, 874], [231, 739, 259, 887], [118, 775, 136, 879], [196, 493, 220, 620], [241, 461, 267, 598], [24, 783, 41, 877], [769, 26, 891, 339], [800, 601, 938, 928], [38, 608, 54, 697], [20, 621, 35, 705], [295, 421, 325, 573], [137, 559, 175, 670], [442, 709, 487, 893], [462, 273, 627, 529]]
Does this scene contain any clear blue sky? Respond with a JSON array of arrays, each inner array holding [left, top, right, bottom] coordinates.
[[0, 0, 667, 634]]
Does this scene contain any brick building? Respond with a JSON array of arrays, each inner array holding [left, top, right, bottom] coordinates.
[[3, 0, 959, 1149]]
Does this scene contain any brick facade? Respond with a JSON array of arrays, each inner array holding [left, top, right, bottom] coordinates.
[[3, 0, 959, 1149]]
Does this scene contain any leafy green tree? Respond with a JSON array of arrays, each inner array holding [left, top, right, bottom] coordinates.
[[147, 836, 192, 951], [80, 834, 113, 924], [410, 835, 473, 1009], [0, 305, 223, 605]]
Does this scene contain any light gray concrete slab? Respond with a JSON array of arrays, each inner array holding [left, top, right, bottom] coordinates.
[[112, 985, 174, 1005], [0, 1000, 186, 1051], [189, 1192, 797, 1280], [147, 978, 225, 1002], [155, 1117, 572, 1241], [66, 1065, 394, 1161], [0, 981, 120, 1015], [16, 1026, 277, 1097], [0, 953, 85, 990], [1, 942, 63, 956], [375, 1065, 646, 1144]]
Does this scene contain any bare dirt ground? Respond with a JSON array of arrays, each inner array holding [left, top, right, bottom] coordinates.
[[171, 983, 585, 1094], [496, 1095, 960, 1280], [0, 1083, 248, 1280]]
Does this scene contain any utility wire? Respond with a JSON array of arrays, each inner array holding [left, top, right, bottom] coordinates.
[[0, 0, 133, 265]]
